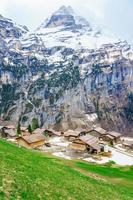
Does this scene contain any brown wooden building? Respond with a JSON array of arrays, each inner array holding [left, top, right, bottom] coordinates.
[[75, 128, 90, 136], [17, 133, 45, 149], [20, 127, 30, 136], [3, 125, 17, 138], [44, 129, 61, 137], [106, 131, 121, 144], [69, 135, 101, 154], [87, 127, 107, 140], [64, 130, 81, 141], [122, 140, 133, 150], [0, 126, 5, 137], [33, 128, 45, 135], [105, 131, 121, 144]]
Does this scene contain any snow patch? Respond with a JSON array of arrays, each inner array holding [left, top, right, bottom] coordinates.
[[84, 147, 133, 166], [52, 152, 72, 160]]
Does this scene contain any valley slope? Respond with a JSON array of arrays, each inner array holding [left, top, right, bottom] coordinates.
[[0, 139, 133, 200]]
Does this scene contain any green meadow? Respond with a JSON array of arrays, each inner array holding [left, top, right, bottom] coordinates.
[[0, 139, 133, 200]]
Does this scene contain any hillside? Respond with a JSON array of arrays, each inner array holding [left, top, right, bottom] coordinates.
[[0, 140, 133, 200]]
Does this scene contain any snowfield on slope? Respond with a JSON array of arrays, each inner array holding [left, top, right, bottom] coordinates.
[[36, 26, 118, 49], [84, 147, 133, 166]]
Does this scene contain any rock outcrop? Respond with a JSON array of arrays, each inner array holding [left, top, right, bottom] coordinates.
[[0, 6, 133, 135]]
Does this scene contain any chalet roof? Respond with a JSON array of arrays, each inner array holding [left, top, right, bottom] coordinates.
[[44, 129, 61, 136], [21, 127, 28, 131], [91, 143, 101, 151], [108, 131, 121, 138], [106, 134, 114, 140], [0, 125, 4, 129], [4, 129, 16, 137], [94, 127, 107, 135], [64, 130, 80, 137], [79, 135, 100, 150], [5, 125, 16, 129], [80, 135, 99, 145], [19, 133, 45, 144], [33, 128, 45, 135], [75, 128, 91, 133], [22, 131, 30, 137], [45, 128, 55, 132], [53, 131, 61, 136], [123, 140, 133, 147]]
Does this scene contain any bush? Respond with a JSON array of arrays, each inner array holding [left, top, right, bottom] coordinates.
[[105, 160, 116, 167]]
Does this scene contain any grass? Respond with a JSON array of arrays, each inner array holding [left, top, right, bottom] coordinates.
[[0, 139, 133, 200]]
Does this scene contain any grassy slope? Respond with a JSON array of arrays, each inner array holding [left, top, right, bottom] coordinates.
[[0, 140, 133, 200]]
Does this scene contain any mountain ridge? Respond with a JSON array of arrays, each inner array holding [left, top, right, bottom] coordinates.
[[0, 6, 133, 135], [38, 5, 90, 30]]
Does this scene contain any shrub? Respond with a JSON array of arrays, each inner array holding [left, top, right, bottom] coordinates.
[[105, 160, 116, 167]]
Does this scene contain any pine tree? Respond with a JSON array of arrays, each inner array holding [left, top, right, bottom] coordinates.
[[17, 122, 21, 135], [31, 118, 39, 131], [28, 124, 32, 134]]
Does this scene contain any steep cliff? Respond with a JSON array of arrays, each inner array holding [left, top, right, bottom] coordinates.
[[0, 6, 133, 135]]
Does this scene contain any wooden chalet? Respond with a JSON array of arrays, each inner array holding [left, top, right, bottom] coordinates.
[[69, 135, 101, 154], [0, 126, 6, 137], [105, 131, 121, 144], [20, 127, 30, 136], [87, 127, 107, 140], [44, 129, 61, 137], [4, 125, 16, 129], [122, 140, 133, 150], [75, 128, 91, 136], [17, 133, 45, 149], [64, 130, 81, 141], [21, 127, 28, 132], [4, 129, 16, 138], [33, 128, 45, 135], [2, 125, 17, 138]]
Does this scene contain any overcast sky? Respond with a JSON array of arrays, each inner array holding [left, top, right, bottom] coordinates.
[[0, 0, 133, 41]]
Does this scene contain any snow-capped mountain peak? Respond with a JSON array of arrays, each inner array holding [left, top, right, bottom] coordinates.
[[34, 6, 119, 50], [53, 5, 74, 16], [37, 5, 91, 30]]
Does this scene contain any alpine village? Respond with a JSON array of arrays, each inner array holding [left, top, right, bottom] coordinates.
[[0, 3, 133, 200]]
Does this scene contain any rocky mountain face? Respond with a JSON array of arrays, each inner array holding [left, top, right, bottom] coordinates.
[[0, 6, 133, 135]]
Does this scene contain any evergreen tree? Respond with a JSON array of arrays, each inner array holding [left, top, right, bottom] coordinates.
[[28, 124, 32, 134], [31, 118, 39, 131], [17, 122, 21, 135]]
